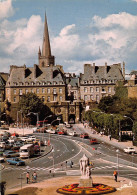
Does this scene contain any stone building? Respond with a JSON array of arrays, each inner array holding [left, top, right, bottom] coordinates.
[[80, 62, 125, 103], [125, 71, 137, 98], [5, 14, 82, 123]]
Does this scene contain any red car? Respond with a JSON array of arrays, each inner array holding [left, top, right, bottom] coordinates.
[[90, 138, 98, 144], [80, 133, 89, 139], [58, 131, 65, 135]]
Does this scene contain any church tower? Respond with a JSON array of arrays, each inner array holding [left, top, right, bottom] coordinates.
[[38, 13, 55, 67]]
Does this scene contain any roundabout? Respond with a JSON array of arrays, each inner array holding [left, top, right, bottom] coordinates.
[[57, 183, 116, 195]]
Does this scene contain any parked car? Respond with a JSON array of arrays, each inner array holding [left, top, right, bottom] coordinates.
[[0, 142, 6, 148], [65, 124, 72, 128], [80, 133, 89, 139], [123, 147, 136, 154], [28, 136, 36, 141], [0, 157, 5, 163], [7, 157, 25, 166], [58, 131, 65, 135], [3, 150, 19, 158], [90, 138, 99, 144], [0, 147, 5, 156]]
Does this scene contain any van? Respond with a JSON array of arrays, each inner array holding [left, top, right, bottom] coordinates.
[[20, 144, 34, 158]]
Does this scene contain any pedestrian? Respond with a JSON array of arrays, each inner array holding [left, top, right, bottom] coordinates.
[[110, 135, 112, 141], [113, 170, 118, 182], [33, 171, 37, 182], [31, 174, 34, 183], [26, 172, 30, 184]]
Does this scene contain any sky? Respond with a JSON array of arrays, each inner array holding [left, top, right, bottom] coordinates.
[[0, 0, 137, 75]]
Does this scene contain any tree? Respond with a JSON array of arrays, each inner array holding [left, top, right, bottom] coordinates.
[[18, 93, 51, 124]]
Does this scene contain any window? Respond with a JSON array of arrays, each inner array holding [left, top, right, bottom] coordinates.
[[96, 95, 99, 101], [108, 87, 111, 93], [84, 95, 88, 101], [42, 88, 45, 94], [36, 89, 39, 93], [19, 89, 22, 95], [102, 87, 105, 92], [59, 88, 62, 93], [42, 82, 45, 85], [53, 95, 57, 101], [42, 96, 45, 102], [14, 89, 16, 94], [31, 89, 34, 93], [7, 89, 9, 94], [14, 97, 16, 102], [53, 81, 56, 85], [47, 96, 50, 102], [96, 87, 99, 92], [25, 89, 28, 94], [59, 96, 62, 101], [47, 88, 50, 93], [84, 87, 87, 93], [47, 81, 50, 85], [53, 88, 56, 94], [90, 87, 93, 93], [90, 95, 93, 100]]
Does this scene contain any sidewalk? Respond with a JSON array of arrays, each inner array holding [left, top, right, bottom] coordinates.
[[6, 175, 137, 195], [75, 124, 137, 152]]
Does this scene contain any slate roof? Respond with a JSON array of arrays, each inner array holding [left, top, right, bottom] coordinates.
[[66, 78, 79, 87], [6, 65, 65, 86], [0, 75, 5, 87], [80, 64, 124, 82]]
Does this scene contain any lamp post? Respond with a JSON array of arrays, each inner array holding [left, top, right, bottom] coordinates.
[[48, 118, 61, 144], [17, 110, 22, 128], [43, 115, 52, 127], [116, 149, 119, 173], [124, 116, 134, 141], [52, 148, 55, 172]]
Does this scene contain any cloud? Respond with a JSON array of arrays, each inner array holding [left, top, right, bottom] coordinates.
[[0, 11, 137, 75], [51, 24, 80, 59], [132, 0, 137, 2], [0, 0, 14, 20]]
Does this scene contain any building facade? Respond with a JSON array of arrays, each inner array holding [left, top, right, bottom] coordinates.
[[80, 63, 125, 103], [5, 15, 82, 123]]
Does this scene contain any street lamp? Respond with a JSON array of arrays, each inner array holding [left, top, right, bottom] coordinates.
[[17, 110, 23, 128], [48, 118, 61, 144], [43, 115, 52, 127], [52, 148, 55, 172], [124, 116, 134, 140], [116, 149, 119, 173]]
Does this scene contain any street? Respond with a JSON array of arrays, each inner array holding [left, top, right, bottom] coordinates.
[[1, 125, 137, 191]]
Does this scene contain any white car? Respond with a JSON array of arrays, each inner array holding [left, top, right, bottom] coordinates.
[[28, 136, 36, 141], [123, 147, 136, 154]]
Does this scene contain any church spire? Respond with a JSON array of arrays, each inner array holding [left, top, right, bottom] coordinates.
[[39, 13, 55, 67], [42, 12, 51, 57]]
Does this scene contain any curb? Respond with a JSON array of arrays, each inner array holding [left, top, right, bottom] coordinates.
[[31, 145, 53, 162]]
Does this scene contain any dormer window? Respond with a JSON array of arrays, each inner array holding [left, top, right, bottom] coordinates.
[[53, 81, 56, 85], [47, 81, 50, 85]]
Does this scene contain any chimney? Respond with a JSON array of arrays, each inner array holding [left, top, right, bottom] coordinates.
[[105, 62, 107, 74], [93, 63, 95, 74], [123, 61, 125, 79], [24, 64, 26, 78], [34, 64, 37, 79]]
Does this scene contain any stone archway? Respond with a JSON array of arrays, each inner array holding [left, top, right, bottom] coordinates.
[[69, 114, 75, 124]]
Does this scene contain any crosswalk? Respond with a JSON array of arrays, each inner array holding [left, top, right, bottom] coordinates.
[[4, 164, 124, 172]]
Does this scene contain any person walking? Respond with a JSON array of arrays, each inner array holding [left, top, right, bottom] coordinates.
[[33, 171, 37, 182], [113, 170, 118, 182], [26, 172, 30, 184]]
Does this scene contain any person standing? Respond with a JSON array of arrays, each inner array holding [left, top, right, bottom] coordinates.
[[33, 171, 37, 182], [113, 170, 118, 182], [26, 172, 30, 184]]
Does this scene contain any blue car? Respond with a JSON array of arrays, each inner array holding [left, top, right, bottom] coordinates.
[[7, 157, 25, 166], [3, 150, 19, 158]]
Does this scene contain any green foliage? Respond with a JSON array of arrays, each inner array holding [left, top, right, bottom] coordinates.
[[18, 93, 51, 124], [133, 122, 137, 138], [115, 81, 128, 98]]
